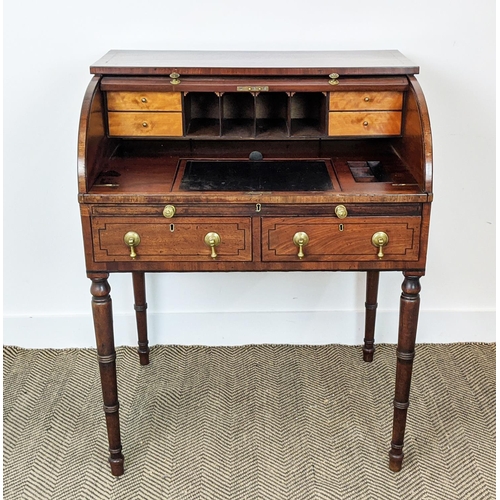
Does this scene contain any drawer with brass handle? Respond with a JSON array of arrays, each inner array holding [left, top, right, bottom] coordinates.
[[329, 91, 403, 111], [108, 111, 183, 137], [328, 111, 402, 136], [107, 91, 182, 111], [262, 217, 420, 262], [92, 217, 252, 262]]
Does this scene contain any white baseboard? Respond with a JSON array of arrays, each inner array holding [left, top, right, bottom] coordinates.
[[3, 310, 495, 348]]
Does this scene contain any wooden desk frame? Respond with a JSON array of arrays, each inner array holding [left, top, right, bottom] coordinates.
[[78, 50, 432, 477]]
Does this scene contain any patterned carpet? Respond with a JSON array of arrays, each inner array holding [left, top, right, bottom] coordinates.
[[3, 343, 495, 500]]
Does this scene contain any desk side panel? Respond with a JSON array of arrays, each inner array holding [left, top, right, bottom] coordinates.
[[393, 77, 433, 194], [78, 77, 118, 193]]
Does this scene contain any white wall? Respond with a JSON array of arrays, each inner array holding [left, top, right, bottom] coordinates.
[[3, 0, 496, 348]]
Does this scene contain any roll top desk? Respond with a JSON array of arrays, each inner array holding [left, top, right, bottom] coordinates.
[[78, 50, 432, 476]]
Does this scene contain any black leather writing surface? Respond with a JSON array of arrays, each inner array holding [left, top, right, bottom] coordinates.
[[180, 160, 333, 191]]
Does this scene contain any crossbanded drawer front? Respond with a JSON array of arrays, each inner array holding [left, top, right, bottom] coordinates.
[[108, 112, 183, 137], [328, 111, 401, 136], [329, 91, 403, 111], [262, 217, 420, 262], [107, 91, 182, 111], [92, 217, 252, 262]]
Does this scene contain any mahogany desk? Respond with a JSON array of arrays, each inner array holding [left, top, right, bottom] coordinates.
[[78, 50, 432, 476]]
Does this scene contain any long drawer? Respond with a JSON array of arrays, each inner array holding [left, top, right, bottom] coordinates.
[[262, 217, 421, 262], [92, 217, 252, 262]]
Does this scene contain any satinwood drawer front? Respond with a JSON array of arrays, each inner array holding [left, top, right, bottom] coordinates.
[[262, 217, 420, 262], [107, 112, 183, 137], [107, 92, 182, 111], [107, 91, 183, 137], [328, 90, 402, 136], [329, 91, 403, 111], [92, 217, 252, 262], [328, 111, 401, 136]]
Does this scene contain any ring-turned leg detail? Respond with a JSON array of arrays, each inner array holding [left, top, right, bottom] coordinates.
[[389, 272, 422, 472], [90, 275, 124, 476], [363, 270, 380, 362], [132, 271, 150, 365]]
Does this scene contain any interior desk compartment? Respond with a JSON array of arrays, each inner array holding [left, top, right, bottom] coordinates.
[[177, 159, 334, 192]]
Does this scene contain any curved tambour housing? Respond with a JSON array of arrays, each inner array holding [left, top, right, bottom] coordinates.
[[78, 50, 432, 274]]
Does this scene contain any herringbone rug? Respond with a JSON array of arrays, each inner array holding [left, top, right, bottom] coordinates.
[[3, 343, 495, 500]]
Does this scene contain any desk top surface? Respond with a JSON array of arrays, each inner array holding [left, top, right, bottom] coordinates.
[[90, 50, 419, 76]]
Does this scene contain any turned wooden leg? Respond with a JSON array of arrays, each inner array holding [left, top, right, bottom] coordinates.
[[363, 270, 380, 362], [389, 272, 422, 472], [90, 275, 124, 476], [132, 271, 150, 365]]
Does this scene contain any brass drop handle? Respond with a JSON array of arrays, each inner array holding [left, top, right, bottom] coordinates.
[[204, 232, 221, 259], [124, 231, 141, 259], [371, 231, 389, 259], [293, 231, 310, 259]]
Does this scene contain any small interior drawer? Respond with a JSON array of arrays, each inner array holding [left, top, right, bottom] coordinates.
[[107, 91, 182, 111], [329, 91, 403, 111], [328, 111, 402, 136], [108, 112, 183, 137]]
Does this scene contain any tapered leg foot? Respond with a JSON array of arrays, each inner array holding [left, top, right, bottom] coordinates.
[[389, 447, 404, 472], [132, 272, 150, 365], [109, 454, 125, 476], [363, 271, 379, 362], [388, 271, 422, 472], [90, 275, 125, 476]]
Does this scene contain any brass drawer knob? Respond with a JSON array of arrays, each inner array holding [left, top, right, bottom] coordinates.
[[364, 96, 370, 102], [124, 231, 141, 259], [328, 73, 340, 85], [170, 72, 181, 85], [204, 232, 221, 259], [363, 121, 369, 127], [371, 231, 389, 259], [142, 122, 148, 127], [293, 231, 309, 259], [335, 205, 348, 219], [141, 97, 147, 103], [163, 205, 176, 218]]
